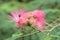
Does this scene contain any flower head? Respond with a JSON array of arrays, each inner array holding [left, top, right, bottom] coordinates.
[[24, 10, 46, 32], [10, 8, 27, 28]]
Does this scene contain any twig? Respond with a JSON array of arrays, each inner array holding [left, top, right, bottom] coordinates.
[[20, 31, 39, 38], [47, 24, 60, 35]]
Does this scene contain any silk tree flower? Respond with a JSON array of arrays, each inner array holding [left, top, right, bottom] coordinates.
[[33, 10, 46, 32], [26, 10, 46, 32], [10, 9, 46, 32], [10, 9, 28, 29]]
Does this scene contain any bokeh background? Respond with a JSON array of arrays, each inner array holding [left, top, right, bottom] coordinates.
[[0, 0, 60, 40]]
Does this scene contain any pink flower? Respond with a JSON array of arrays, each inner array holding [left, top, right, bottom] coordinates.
[[10, 8, 27, 28], [33, 10, 46, 32], [27, 10, 46, 32]]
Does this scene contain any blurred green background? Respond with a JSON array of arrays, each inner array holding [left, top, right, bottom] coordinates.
[[0, 0, 60, 40]]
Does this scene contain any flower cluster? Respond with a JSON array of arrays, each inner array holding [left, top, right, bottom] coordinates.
[[10, 8, 46, 32]]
